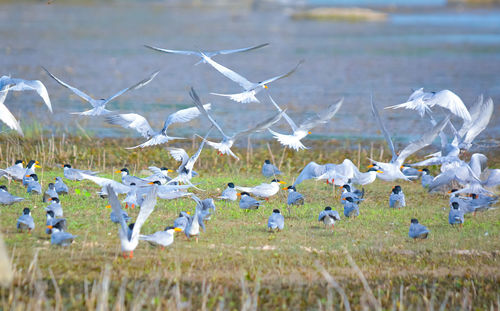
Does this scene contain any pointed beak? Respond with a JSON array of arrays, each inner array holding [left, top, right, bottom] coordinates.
[[168, 169, 174, 173], [282, 187, 288, 190], [307, 131, 311, 135], [187, 211, 191, 215], [46, 225, 53, 229], [418, 169, 423, 172], [376, 170, 383, 173], [342, 198, 346, 200], [22, 161, 25, 165], [35, 161, 39, 164], [174, 227, 183, 232], [263, 85, 268, 89], [61, 165, 64, 168], [148, 182, 155, 185], [35, 165, 41, 168], [237, 193, 241, 197], [115, 170, 121, 173], [25, 175, 30, 177], [105, 205, 111, 209], [447, 190, 452, 194], [54, 178, 57, 181], [400, 166, 404, 169], [48, 198, 52, 201], [278, 181, 286, 184], [367, 164, 374, 168]]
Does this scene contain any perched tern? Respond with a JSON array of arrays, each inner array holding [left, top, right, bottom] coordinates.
[[285, 186, 304, 215], [219, 182, 238, 201], [389, 185, 405, 209], [45, 197, 63, 217], [0, 160, 25, 181], [318, 206, 340, 230], [47, 221, 76, 246], [342, 197, 359, 218], [0, 185, 24, 205], [139, 226, 182, 249], [22, 160, 41, 186], [408, 218, 429, 240], [54, 177, 69, 195], [238, 192, 261, 210], [262, 159, 282, 177], [17, 208, 35, 233], [63, 164, 98, 181], [267, 209, 284, 231], [43, 183, 58, 203], [449, 202, 464, 227], [236, 179, 285, 200], [45, 210, 67, 235], [25, 174, 42, 194]]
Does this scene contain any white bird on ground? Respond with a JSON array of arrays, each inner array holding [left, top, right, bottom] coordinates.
[[189, 87, 283, 159], [0, 160, 24, 181], [43, 67, 159, 116], [236, 179, 286, 200], [202, 53, 302, 104], [385, 88, 471, 121], [108, 184, 158, 258], [0, 76, 52, 136], [106, 102, 211, 149], [268, 95, 343, 150], [370, 97, 449, 181], [139, 226, 182, 249], [145, 43, 269, 65]]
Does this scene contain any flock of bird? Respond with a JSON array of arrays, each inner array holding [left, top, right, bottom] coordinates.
[[1, 43, 499, 257]]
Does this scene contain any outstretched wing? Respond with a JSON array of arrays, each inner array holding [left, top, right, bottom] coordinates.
[[144, 45, 200, 56], [371, 95, 397, 162], [43, 67, 96, 107], [461, 97, 493, 147], [106, 185, 129, 238], [256, 60, 303, 88], [162, 104, 211, 132], [426, 90, 471, 121], [268, 95, 298, 131], [189, 87, 228, 138], [215, 43, 269, 55], [0, 88, 23, 136], [7, 77, 52, 112], [131, 186, 158, 241], [106, 113, 156, 138], [186, 128, 212, 171], [201, 53, 254, 90], [167, 147, 190, 169], [233, 110, 283, 139], [103, 70, 159, 105], [298, 98, 343, 132], [396, 116, 449, 165]]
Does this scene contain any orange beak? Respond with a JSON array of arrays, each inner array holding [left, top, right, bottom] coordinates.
[[48, 198, 52, 201], [367, 164, 374, 168], [308, 131, 311, 135], [237, 193, 241, 197], [105, 205, 111, 209], [46, 225, 53, 229]]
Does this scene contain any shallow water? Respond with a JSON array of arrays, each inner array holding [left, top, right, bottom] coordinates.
[[0, 1, 499, 148]]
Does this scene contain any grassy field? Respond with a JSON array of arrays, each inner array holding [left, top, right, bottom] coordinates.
[[0, 135, 499, 310]]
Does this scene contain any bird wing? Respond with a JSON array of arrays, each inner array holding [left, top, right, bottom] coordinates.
[[103, 71, 159, 105], [484, 169, 500, 188], [268, 95, 298, 131], [396, 116, 449, 165], [371, 95, 397, 162], [189, 87, 228, 138], [215, 43, 269, 55], [256, 60, 303, 88], [462, 97, 493, 146], [293, 162, 324, 186], [233, 110, 283, 140], [162, 104, 211, 132], [201, 53, 254, 90], [144, 45, 200, 56], [131, 186, 158, 241], [458, 95, 483, 138], [426, 90, 471, 121], [468, 153, 488, 177], [80, 173, 130, 194], [147, 166, 162, 175], [298, 98, 343, 132], [106, 113, 156, 138], [185, 129, 212, 171], [0, 89, 23, 136], [43, 67, 96, 107], [268, 129, 307, 151], [167, 147, 190, 168], [106, 185, 129, 238], [6, 77, 52, 112]]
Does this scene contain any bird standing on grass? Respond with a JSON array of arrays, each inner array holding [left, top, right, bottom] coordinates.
[[45, 197, 63, 217], [54, 177, 69, 195], [268, 209, 284, 231], [22, 160, 40, 186], [236, 179, 285, 200], [173, 212, 191, 232], [419, 168, 433, 189], [47, 221, 76, 246], [284, 186, 304, 216], [262, 160, 282, 177], [63, 164, 98, 181], [238, 192, 261, 210], [43, 183, 58, 203], [342, 197, 360, 218], [45, 210, 67, 235], [389, 186, 406, 209], [449, 202, 465, 227], [219, 183, 238, 201], [0, 160, 25, 181], [25, 174, 42, 194], [139, 226, 182, 250], [0, 185, 24, 205], [16, 208, 34, 233], [318, 206, 340, 230], [408, 218, 429, 240]]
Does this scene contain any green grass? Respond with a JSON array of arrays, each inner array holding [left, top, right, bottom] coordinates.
[[0, 136, 499, 310]]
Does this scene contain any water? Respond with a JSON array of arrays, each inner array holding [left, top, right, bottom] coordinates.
[[0, 1, 499, 148]]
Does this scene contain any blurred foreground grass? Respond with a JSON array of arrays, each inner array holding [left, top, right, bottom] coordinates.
[[0, 135, 499, 310]]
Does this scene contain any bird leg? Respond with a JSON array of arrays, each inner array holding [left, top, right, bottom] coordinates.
[[129, 251, 133, 258], [122, 252, 128, 259], [195, 237, 198, 243], [161, 247, 165, 251], [125, 203, 129, 209], [131, 204, 135, 209]]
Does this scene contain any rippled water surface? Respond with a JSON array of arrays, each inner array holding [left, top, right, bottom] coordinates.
[[1, 1, 499, 146]]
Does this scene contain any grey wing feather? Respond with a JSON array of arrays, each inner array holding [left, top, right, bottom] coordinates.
[[371, 95, 397, 162], [43, 67, 95, 107], [257, 60, 303, 87], [186, 129, 212, 171], [106, 113, 156, 138], [190, 88, 228, 138], [268, 95, 298, 131], [144, 45, 200, 56], [396, 116, 449, 165], [162, 104, 211, 132], [298, 98, 343, 132], [233, 110, 283, 139], [106, 185, 129, 237], [103, 71, 159, 104], [131, 186, 158, 241], [216, 43, 269, 55]]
